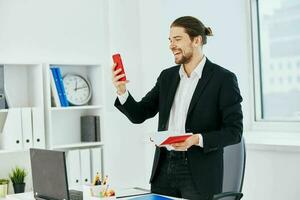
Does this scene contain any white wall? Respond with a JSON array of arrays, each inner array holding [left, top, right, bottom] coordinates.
[[244, 145, 300, 200], [0, 0, 106, 64], [103, 0, 148, 188]]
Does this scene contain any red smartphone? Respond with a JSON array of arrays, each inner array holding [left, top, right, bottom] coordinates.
[[112, 53, 126, 81]]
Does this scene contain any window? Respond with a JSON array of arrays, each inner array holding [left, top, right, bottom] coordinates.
[[252, 0, 300, 121]]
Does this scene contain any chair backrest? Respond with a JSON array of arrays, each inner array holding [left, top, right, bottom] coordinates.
[[222, 137, 246, 200]]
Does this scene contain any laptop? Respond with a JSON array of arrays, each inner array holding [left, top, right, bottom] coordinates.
[[30, 148, 83, 200]]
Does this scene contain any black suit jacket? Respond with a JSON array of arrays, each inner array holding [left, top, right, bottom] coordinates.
[[114, 58, 243, 195]]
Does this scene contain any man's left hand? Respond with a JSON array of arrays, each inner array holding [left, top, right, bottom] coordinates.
[[171, 134, 200, 151]]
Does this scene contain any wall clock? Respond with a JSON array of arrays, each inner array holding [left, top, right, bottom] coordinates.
[[63, 74, 92, 106]]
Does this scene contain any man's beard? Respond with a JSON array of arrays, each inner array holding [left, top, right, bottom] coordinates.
[[173, 46, 193, 64], [175, 51, 193, 64]]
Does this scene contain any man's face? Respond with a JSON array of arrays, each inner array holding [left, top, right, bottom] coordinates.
[[169, 26, 196, 65]]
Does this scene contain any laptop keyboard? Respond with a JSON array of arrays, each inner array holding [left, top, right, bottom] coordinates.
[[69, 190, 83, 200]]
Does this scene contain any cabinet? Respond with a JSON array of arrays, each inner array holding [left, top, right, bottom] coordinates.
[[43, 63, 104, 149], [0, 63, 105, 186], [44, 63, 105, 185]]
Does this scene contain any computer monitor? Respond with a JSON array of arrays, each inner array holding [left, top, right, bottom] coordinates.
[[30, 148, 71, 200]]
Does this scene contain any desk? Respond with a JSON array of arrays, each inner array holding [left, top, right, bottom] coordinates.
[[2, 190, 182, 200], [1, 192, 33, 200]]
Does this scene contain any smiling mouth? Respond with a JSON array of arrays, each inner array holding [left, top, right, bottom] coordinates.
[[173, 52, 181, 56]]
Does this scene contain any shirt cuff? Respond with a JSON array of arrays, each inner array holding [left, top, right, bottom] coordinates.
[[197, 134, 203, 147], [117, 90, 129, 105]]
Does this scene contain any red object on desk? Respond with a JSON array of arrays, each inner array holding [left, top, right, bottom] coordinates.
[[160, 135, 192, 145]]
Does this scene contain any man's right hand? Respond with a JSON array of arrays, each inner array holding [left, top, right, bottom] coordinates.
[[112, 63, 129, 95]]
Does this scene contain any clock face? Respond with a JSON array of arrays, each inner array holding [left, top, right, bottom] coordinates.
[[63, 74, 92, 106]]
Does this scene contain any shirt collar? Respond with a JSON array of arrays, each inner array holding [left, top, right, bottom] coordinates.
[[179, 56, 206, 79]]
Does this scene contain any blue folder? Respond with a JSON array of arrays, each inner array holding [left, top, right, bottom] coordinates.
[[50, 68, 65, 106], [129, 194, 174, 200], [53, 67, 69, 107]]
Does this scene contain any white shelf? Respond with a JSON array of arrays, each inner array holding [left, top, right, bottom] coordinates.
[[50, 105, 103, 111], [0, 109, 8, 113], [44, 63, 104, 149], [51, 142, 104, 150], [0, 149, 27, 154]]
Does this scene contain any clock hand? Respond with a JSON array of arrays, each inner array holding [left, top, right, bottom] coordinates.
[[77, 86, 88, 90], [75, 79, 78, 91]]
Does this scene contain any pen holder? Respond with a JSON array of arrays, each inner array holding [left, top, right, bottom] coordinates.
[[0, 179, 9, 198], [83, 184, 116, 200]]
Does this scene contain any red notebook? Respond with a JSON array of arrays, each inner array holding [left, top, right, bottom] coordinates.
[[150, 131, 193, 146], [160, 135, 192, 145]]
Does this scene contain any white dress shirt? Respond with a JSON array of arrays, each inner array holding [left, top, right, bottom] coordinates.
[[117, 57, 206, 149]]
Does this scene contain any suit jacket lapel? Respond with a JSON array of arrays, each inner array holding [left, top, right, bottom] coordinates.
[[187, 59, 215, 117], [162, 68, 180, 125]]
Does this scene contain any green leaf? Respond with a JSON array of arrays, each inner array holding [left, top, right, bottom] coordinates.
[[9, 166, 27, 184]]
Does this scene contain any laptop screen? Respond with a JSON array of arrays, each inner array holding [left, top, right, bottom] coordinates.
[[30, 148, 70, 200]]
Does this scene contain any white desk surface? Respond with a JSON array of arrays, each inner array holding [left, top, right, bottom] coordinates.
[[2, 191, 182, 200], [1, 192, 33, 200]]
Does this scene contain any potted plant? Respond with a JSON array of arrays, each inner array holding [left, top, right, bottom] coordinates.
[[9, 167, 27, 194]]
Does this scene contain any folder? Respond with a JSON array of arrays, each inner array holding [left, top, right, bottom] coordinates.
[[81, 116, 96, 142], [49, 68, 61, 107], [21, 107, 33, 150], [80, 149, 92, 185], [50, 68, 64, 107], [95, 116, 101, 142], [0, 111, 7, 133], [91, 147, 102, 179], [67, 150, 82, 190], [0, 65, 6, 109], [55, 67, 69, 107], [81, 116, 101, 142], [0, 108, 23, 150], [31, 107, 45, 148]]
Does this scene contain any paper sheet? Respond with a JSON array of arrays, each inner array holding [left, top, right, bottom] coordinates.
[[150, 130, 192, 148]]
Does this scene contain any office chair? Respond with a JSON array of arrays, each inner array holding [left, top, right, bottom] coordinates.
[[213, 137, 246, 200]]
